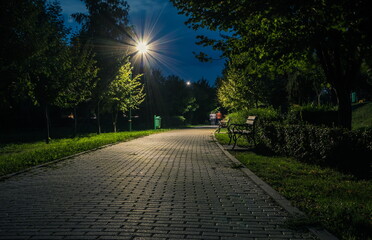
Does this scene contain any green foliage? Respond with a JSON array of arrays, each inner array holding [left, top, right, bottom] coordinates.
[[73, 0, 131, 98], [0, 0, 44, 107], [107, 60, 145, 132], [0, 129, 169, 176], [227, 107, 281, 124], [286, 65, 327, 105], [108, 60, 145, 112], [26, 1, 71, 107], [217, 53, 288, 112], [191, 78, 216, 124], [73, 0, 132, 133], [231, 151, 372, 240], [162, 75, 195, 117], [352, 102, 372, 129], [55, 38, 98, 109], [171, 0, 372, 128], [163, 116, 186, 128], [217, 66, 256, 111], [286, 104, 338, 126], [144, 72, 215, 126], [0, 0, 72, 143], [258, 123, 372, 178]]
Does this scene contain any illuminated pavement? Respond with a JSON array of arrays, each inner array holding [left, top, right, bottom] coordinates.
[[0, 127, 316, 239]]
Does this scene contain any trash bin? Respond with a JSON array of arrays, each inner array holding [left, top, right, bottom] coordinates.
[[351, 92, 357, 103], [154, 115, 161, 129]]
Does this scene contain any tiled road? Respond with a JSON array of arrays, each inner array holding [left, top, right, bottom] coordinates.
[[0, 128, 316, 240]]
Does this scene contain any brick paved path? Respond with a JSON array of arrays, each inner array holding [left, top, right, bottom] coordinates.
[[0, 128, 316, 240]]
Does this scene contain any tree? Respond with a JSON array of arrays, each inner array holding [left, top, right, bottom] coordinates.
[[171, 0, 372, 129], [162, 75, 193, 117], [287, 64, 327, 106], [192, 78, 216, 124], [73, 0, 132, 133], [55, 38, 98, 137], [0, 0, 43, 110], [107, 60, 145, 132], [28, 2, 71, 143], [217, 67, 254, 112]]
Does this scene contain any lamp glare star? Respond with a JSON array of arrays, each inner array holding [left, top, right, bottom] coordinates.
[[136, 42, 148, 54]]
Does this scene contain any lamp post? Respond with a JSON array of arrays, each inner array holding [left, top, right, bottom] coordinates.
[[128, 41, 149, 131], [129, 72, 132, 131]]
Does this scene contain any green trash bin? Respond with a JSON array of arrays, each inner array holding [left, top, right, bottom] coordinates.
[[154, 115, 161, 129], [351, 92, 357, 103]]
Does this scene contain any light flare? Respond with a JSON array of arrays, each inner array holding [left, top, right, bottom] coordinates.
[[124, 9, 183, 76], [136, 41, 148, 54]]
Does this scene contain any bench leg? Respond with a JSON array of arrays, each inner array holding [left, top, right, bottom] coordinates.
[[232, 133, 242, 149], [228, 133, 233, 145], [232, 138, 237, 149]]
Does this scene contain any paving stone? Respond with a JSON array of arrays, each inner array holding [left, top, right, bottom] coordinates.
[[0, 128, 316, 239]]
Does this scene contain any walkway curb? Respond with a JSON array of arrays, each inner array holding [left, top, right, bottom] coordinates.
[[212, 133, 339, 240]]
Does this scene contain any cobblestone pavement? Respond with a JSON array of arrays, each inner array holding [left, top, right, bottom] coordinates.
[[0, 127, 316, 240]]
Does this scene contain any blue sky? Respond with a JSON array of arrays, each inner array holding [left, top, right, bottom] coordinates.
[[59, 0, 225, 86]]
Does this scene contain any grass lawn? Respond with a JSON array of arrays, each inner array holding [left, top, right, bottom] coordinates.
[[0, 129, 169, 177], [215, 132, 372, 240], [352, 102, 372, 129]]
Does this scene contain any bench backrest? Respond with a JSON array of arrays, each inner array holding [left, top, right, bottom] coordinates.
[[245, 116, 257, 126]]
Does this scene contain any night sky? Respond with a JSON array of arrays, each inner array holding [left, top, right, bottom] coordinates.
[[59, 0, 225, 86]]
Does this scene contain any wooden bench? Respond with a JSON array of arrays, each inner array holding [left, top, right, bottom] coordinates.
[[228, 116, 257, 149], [215, 118, 231, 133]]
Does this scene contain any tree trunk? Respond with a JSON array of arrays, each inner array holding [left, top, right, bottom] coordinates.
[[112, 106, 118, 133], [73, 106, 77, 138], [97, 101, 101, 134], [44, 104, 50, 144], [335, 85, 352, 129], [316, 45, 354, 129]]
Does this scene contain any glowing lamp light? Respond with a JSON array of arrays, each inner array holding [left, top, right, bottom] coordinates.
[[186, 81, 191, 86], [136, 41, 148, 54]]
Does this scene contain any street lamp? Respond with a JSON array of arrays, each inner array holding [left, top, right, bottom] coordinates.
[[129, 72, 133, 131], [136, 41, 148, 54], [128, 41, 149, 131]]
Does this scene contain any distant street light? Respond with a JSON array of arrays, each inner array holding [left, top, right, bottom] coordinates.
[[186, 81, 191, 86]]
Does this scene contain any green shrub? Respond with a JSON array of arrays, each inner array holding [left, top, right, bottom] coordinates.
[[228, 107, 281, 124], [163, 115, 186, 127], [258, 123, 372, 179], [287, 104, 338, 126]]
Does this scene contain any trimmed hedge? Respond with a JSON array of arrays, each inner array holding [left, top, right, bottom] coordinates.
[[287, 104, 338, 126], [228, 107, 281, 124], [258, 123, 372, 178]]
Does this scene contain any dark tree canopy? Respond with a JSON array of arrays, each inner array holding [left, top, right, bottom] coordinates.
[[171, 0, 372, 128], [73, 0, 132, 133]]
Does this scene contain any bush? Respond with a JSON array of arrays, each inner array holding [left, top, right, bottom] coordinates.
[[287, 104, 338, 126], [163, 115, 186, 127], [258, 123, 372, 178], [228, 107, 281, 124]]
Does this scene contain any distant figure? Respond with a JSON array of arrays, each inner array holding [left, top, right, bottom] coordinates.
[[209, 112, 216, 125], [216, 111, 222, 124]]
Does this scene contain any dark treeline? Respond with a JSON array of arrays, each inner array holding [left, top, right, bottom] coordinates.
[[0, 0, 216, 143], [138, 69, 216, 128]]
